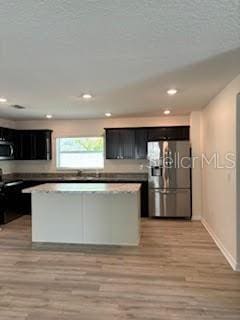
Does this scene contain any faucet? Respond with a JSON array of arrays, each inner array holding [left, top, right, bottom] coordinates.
[[95, 169, 100, 178], [76, 170, 83, 177]]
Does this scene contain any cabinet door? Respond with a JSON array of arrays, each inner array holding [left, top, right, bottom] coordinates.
[[148, 126, 189, 141], [0, 128, 15, 142], [175, 126, 189, 140], [161, 127, 189, 140], [17, 132, 34, 160], [105, 128, 137, 159], [120, 129, 135, 159], [0, 127, 6, 141], [13, 133, 21, 159], [32, 131, 52, 160], [135, 128, 148, 159], [14, 130, 52, 160], [105, 129, 121, 159], [148, 127, 169, 141]]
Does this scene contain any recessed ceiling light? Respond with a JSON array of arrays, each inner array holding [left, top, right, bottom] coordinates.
[[82, 93, 93, 100], [46, 114, 53, 119], [105, 112, 112, 117], [163, 109, 171, 115], [0, 97, 7, 103], [167, 89, 178, 95]]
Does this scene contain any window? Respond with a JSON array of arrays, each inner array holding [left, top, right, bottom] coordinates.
[[56, 137, 104, 169]]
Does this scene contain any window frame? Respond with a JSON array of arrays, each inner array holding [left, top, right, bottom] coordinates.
[[56, 136, 105, 170]]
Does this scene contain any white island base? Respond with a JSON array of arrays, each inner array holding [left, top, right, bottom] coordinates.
[[24, 183, 141, 246]]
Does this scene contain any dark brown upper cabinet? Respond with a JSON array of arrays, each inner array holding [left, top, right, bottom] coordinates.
[[147, 126, 189, 141], [105, 128, 135, 159], [0, 127, 15, 142], [32, 130, 52, 160], [121, 129, 135, 159], [105, 129, 121, 159], [105, 126, 189, 160], [14, 130, 52, 160], [14, 131, 33, 160], [135, 128, 148, 159]]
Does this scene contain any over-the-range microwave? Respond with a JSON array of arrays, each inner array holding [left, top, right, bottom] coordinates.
[[0, 141, 14, 160]]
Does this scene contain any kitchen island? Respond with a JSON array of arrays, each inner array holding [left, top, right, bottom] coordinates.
[[23, 183, 141, 246]]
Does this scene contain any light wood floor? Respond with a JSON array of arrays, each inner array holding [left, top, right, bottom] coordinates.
[[0, 216, 240, 320]]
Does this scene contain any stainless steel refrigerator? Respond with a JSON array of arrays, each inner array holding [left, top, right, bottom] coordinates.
[[147, 141, 191, 218]]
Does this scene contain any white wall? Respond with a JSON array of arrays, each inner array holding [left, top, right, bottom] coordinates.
[[201, 74, 240, 270], [190, 111, 202, 220], [14, 115, 189, 173], [236, 94, 240, 270]]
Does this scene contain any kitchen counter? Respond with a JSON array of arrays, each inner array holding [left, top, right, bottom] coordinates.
[[27, 182, 141, 246], [23, 183, 141, 194], [19, 176, 146, 182], [3, 173, 148, 217]]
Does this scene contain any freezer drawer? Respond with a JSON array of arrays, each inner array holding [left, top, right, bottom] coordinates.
[[148, 188, 191, 218]]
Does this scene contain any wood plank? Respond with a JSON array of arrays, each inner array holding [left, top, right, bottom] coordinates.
[[0, 216, 239, 320]]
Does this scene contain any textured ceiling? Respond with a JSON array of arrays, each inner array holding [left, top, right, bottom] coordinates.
[[0, 0, 240, 119]]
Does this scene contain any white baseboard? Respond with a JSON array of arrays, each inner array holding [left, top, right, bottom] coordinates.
[[201, 218, 239, 272], [191, 215, 201, 221]]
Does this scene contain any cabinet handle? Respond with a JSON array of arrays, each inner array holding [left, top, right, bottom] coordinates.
[[46, 138, 50, 153], [10, 145, 14, 157]]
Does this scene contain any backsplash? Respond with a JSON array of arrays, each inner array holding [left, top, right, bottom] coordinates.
[[12, 159, 148, 174], [3, 171, 148, 182]]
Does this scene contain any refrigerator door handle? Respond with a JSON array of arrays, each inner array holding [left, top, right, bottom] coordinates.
[[159, 189, 189, 195], [159, 190, 176, 195]]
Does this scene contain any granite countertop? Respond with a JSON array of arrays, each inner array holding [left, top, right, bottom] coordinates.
[[22, 183, 141, 194], [19, 176, 146, 182]]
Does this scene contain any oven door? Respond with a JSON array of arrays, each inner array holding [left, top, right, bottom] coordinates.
[[0, 141, 14, 160]]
